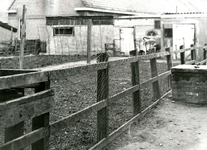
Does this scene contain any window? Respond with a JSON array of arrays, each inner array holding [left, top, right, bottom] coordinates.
[[53, 27, 74, 36], [164, 28, 173, 38], [154, 20, 161, 29]]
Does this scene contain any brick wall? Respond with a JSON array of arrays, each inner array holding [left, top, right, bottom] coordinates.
[[172, 65, 207, 104]]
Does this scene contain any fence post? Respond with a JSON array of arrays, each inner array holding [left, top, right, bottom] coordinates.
[[130, 61, 141, 115], [87, 19, 92, 64], [32, 81, 50, 150], [203, 44, 207, 60], [180, 45, 185, 64], [150, 58, 160, 100], [97, 55, 109, 141], [190, 44, 196, 61], [166, 47, 172, 90], [19, 5, 26, 69]]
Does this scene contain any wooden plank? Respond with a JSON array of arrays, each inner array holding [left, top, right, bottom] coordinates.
[[190, 45, 196, 60], [32, 113, 49, 150], [44, 63, 108, 79], [97, 54, 109, 141], [89, 90, 172, 150], [50, 100, 107, 135], [180, 52, 185, 64], [203, 47, 206, 60], [87, 19, 92, 64], [166, 49, 173, 90], [0, 88, 24, 102], [130, 61, 141, 115], [0, 72, 48, 90], [141, 51, 170, 60], [197, 59, 207, 65], [108, 58, 135, 68], [172, 47, 191, 54], [19, 5, 26, 69], [0, 127, 49, 150], [0, 69, 37, 76], [108, 85, 139, 102], [185, 60, 196, 65], [158, 70, 171, 79], [108, 51, 171, 68], [141, 76, 158, 87], [150, 58, 160, 100], [134, 71, 171, 88], [5, 121, 24, 144], [0, 90, 53, 128], [32, 81, 50, 150]]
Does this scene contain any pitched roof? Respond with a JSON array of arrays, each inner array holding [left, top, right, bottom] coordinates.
[[0, 21, 17, 32], [8, 0, 206, 17], [80, 0, 205, 14]]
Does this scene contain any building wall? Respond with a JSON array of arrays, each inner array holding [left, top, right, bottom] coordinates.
[[26, 17, 47, 40], [162, 16, 207, 59], [47, 25, 114, 55], [114, 18, 161, 52], [0, 27, 17, 42], [8, 0, 84, 41]]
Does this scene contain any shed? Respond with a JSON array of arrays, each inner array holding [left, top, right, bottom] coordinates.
[[161, 12, 207, 60]]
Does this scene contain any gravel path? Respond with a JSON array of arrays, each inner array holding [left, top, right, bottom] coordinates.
[[107, 93, 207, 150]]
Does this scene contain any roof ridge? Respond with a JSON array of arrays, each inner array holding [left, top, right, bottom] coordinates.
[[8, 0, 17, 10]]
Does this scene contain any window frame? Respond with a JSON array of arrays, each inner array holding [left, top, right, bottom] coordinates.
[[53, 26, 74, 36], [154, 20, 161, 29]]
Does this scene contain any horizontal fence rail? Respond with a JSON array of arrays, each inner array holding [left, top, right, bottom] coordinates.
[[0, 45, 205, 150]]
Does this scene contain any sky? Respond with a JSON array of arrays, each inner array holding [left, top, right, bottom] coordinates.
[[0, 0, 13, 22]]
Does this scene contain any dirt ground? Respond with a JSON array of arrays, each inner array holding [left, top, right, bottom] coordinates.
[[106, 92, 207, 150]]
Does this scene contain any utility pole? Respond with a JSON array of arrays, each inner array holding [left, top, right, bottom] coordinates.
[[19, 5, 26, 69]]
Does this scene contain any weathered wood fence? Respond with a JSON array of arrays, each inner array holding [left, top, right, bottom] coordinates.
[[0, 45, 206, 150]]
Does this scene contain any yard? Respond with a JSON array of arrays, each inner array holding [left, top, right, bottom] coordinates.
[[0, 54, 185, 150]]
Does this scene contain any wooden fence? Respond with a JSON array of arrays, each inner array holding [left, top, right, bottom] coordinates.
[[0, 45, 206, 150]]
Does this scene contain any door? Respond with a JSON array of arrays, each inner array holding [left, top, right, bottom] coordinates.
[[173, 24, 195, 59], [120, 28, 135, 55]]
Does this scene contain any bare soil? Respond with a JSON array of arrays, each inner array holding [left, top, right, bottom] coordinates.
[[106, 93, 207, 150]]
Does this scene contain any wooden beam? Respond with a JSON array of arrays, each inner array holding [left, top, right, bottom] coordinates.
[[89, 90, 172, 150], [19, 5, 26, 69], [185, 60, 196, 65], [0, 72, 48, 90], [197, 59, 207, 65], [108, 85, 139, 102], [50, 100, 107, 135], [130, 61, 141, 115], [150, 58, 160, 99], [97, 54, 109, 141], [0, 90, 53, 129], [32, 81, 51, 150], [0, 127, 49, 150], [42, 63, 108, 79], [87, 19, 92, 64]]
